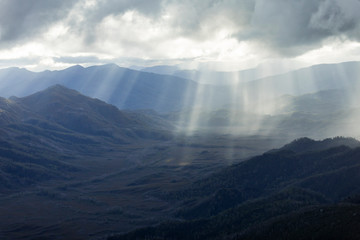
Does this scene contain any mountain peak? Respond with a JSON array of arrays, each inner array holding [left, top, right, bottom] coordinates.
[[86, 63, 120, 70], [46, 84, 76, 92], [102, 63, 119, 68], [63, 64, 84, 71], [26, 84, 82, 101], [14, 84, 149, 137]]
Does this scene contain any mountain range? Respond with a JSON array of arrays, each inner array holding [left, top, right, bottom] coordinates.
[[1, 61, 360, 114], [0, 64, 199, 112], [141, 65, 263, 85]]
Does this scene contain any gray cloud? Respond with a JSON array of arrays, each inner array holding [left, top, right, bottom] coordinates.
[[0, 0, 76, 45], [165, 0, 255, 40], [309, 0, 360, 39], [155, 0, 360, 56], [1, 0, 360, 59], [238, 0, 322, 56], [235, 0, 360, 56]]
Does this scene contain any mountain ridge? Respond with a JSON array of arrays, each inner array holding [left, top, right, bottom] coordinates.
[[0, 64, 200, 112], [1, 61, 360, 114]]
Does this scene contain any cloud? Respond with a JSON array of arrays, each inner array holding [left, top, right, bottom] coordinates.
[[73, 0, 360, 57], [309, 0, 360, 39], [234, 0, 360, 56], [160, 0, 255, 40], [0, 0, 76, 46], [1, 0, 360, 70], [54, 55, 101, 64], [65, 0, 164, 45]]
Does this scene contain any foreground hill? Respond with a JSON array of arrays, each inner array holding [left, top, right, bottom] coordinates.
[[239, 204, 360, 240], [110, 137, 360, 240]]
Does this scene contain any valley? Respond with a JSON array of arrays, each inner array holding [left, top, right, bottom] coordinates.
[[0, 132, 286, 239], [0, 85, 288, 239]]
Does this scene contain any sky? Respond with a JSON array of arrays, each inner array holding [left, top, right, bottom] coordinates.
[[1, 0, 360, 72]]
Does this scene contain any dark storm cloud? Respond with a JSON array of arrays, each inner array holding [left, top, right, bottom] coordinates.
[[309, 0, 359, 37], [0, 0, 76, 45], [233, 0, 360, 56]]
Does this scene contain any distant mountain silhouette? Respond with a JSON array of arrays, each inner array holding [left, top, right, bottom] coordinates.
[[141, 65, 261, 85], [141, 65, 181, 75], [248, 61, 360, 94], [1, 62, 360, 113], [0, 64, 199, 112]]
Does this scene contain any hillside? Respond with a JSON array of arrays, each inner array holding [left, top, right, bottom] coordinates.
[[239, 204, 360, 240], [0, 85, 173, 192], [12, 85, 172, 140], [15, 85, 141, 137], [166, 137, 360, 205], [110, 137, 360, 240]]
